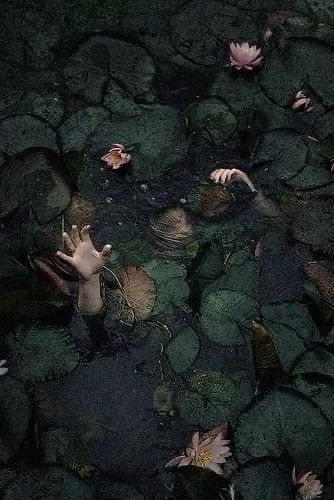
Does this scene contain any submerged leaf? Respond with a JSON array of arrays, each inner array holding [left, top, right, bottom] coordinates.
[[8, 326, 79, 383], [250, 321, 283, 383], [120, 266, 156, 320]]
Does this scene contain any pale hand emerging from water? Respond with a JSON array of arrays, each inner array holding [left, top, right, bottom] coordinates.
[[57, 225, 112, 281], [57, 225, 112, 315]]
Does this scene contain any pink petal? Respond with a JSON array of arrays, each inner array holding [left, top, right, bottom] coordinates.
[[0, 367, 8, 376], [207, 462, 223, 475], [0, 359, 7, 367], [165, 455, 185, 468], [179, 455, 194, 467]]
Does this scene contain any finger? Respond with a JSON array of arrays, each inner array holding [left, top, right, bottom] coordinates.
[[80, 225, 92, 243], [56, 251, 74, 264], [101, 244, 112, 257], [209, 169, 219, 179], [70, 225, 81, 246], [221, 170, 229, 184], [62, 232, 76, 253]]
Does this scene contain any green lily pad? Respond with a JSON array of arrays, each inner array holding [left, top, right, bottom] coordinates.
[[8, 325, 79, 384], [0, 377, 31, 459], [204, 252, 259, 298], [293, 348, 334, 380], [59, 107, 110, 152], [187, 98, 236, 144], [235, 388, 334, 473], [293, 375, 334, 430], [197, 217, 245, 246], [166, 328, 200, 373], [141, 259, 189, 316], [254, 130, 308, 181], [177, 371, 246, 428], [261, 302, 316, 370], [201, 288, 258, 346], [103, 80, 142, 119], [260, 40, 334, 107], [0, 467, 94, 499], [0, 115, 57, 155], [235, 461, 292, 500]]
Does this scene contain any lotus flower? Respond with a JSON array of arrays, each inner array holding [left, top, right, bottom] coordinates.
[[229, 42, 263, 70], [209, 168, 257, 192], [166, 430, 231, 475], [0, 360, 8, 376], [293, 467, 323, 499], [291, 91, 313, 112], [101, 144, 131, 170]]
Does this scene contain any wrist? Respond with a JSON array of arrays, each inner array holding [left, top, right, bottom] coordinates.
[[79, 272, 101, 283]]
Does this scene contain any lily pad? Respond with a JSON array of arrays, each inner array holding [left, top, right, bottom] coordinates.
[[87, 104, 187, 181], [166, 328, 200, 373], [235, 388, 334, 472], [201, 288, 258, 346], [261, 302, 316, 370], [0, 115, 57, 155], [141, 259, 189, 316], [254, 130, 308, 181], [0, 377, 31, 459], [0, 91, 64, 128], [59, 107, 110, 152], [177, 371, 246, 427], [235, 461, 292, 500], [293, 348, 334, 380], [186, 98, 236, 144], [293, 375, 334, 429], [0, 467, 94, 499], [8, 325, 79, 383]]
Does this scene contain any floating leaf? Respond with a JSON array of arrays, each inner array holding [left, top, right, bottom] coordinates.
[[190, 184, 234, 218], [306, 261, 334, 309], [0, 467, 94, 499], [176, 371, 246, 428], [293, 348, 334, 380], [166, 328, 200, 373], [293, 376, 334, 430], [141, 259, 189, 316], [120, 266, 156, 320], [250, 321, 283, 384], [0, 377, 31, 459], [235, 461, 291, 500], [201, 289, 258, 346], [235, 388, 334, 473], [8, 326, 79, 383], [153, 385, 173, 415]]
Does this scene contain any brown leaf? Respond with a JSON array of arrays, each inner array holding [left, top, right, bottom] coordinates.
[[121, 266, 156, 320]]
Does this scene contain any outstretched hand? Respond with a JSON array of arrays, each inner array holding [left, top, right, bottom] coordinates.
[[56, 225, 112, 280]]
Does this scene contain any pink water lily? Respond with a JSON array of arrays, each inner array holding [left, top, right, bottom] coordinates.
[[229, 42, 263, 70], [166, 430, 231, 475], [291, 91, 313, 112], [0, 360, 8, 376], [101, 144, 131, 170], [293, 467, 323, 499]]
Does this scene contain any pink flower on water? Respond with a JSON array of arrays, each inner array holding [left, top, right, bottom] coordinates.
[[229, 42, 263, 70], [293, 467, 323, 499], [0, 360, 8, 376], [166, 430, 232, 475], [101, 144, 131, 170], [291, 91, 313, 112]]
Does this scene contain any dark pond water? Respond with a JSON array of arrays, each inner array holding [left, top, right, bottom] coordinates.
[[1, 0, 334, 498]]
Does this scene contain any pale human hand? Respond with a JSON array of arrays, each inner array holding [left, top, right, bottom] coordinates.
[[209, 168, 257, 192], [56, 225, 112, 281]]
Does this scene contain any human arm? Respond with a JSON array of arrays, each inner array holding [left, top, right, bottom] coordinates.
[[56, 225, 112, 315]]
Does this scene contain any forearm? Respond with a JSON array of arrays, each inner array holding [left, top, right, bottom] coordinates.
[[78, 273, 104, 315]]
